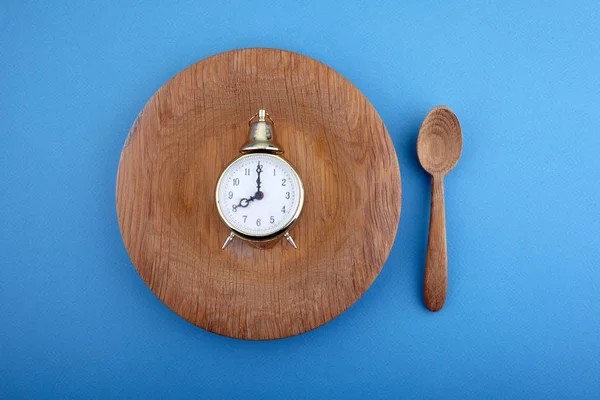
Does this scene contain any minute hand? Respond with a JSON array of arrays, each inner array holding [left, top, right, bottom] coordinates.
[[256, 162, 263, 192]]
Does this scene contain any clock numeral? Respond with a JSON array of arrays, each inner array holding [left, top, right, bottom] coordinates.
[[281, 206, 286, 213], [232, 205, 238, 212], [244, 168, 251, 176], [243, 215, 247, 223], [281, 178, 286, 186], [273, 169, 276, 176], [228, 191, 233, 199], [233, 178, 240, 186], [285, 192, 290, 199], [270, 216, 275, 224], [256, 218, 261, 226]]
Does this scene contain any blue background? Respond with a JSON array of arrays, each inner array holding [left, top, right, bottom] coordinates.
[[2, 1, 600, 398]]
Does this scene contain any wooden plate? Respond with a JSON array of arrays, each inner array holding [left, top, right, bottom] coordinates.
[[116, 48, 401, 340]]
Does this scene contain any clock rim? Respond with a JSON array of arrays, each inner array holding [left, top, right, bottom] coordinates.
[[215, 152, 305, 241]]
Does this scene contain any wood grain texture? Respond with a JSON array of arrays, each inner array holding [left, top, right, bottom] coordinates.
[[417, 106, 462, 312], [116, 48, 401, 339], [424, 175, 447, 311]]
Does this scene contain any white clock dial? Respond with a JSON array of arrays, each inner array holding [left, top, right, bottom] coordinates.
[[216, 153, 303, 237]]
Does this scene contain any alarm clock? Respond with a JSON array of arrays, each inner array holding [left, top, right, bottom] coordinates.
[[215, 110, 304, 249]]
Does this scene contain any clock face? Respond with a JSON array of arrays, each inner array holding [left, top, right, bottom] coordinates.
[[216, 153, 303, 237]]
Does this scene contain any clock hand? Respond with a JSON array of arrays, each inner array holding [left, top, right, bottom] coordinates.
[[232, 195, 255, 211], [256, 162, 263, 192], [231, 162, 265, 212], [253, 161, 264, 200]]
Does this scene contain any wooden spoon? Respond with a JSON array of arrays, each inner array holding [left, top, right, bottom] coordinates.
[[417, 106, 462, 312]]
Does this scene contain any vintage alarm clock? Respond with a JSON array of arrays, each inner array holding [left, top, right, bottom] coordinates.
[[216, 110, 304, 249]]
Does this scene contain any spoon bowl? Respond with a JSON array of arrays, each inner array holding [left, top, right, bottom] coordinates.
[[417, 106, 462, 175], [417, 106, 462, 312]]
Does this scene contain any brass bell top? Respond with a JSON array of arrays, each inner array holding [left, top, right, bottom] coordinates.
[[240, 110, 283, 154]]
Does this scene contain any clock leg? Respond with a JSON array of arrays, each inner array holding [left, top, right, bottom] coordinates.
[[284, 232, 297, 249], [221, 232, 235, 249]]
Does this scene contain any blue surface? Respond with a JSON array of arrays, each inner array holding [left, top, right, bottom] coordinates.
[[2, 1, 600, 398]]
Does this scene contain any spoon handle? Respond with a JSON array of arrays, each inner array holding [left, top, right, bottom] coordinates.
[[424, 173, 448, 311]]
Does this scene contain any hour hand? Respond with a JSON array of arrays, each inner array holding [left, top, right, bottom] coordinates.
[[232, 195, 255, 211]]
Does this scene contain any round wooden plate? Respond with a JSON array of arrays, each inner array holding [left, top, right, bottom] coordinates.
[[116, 48, 401, 340]]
